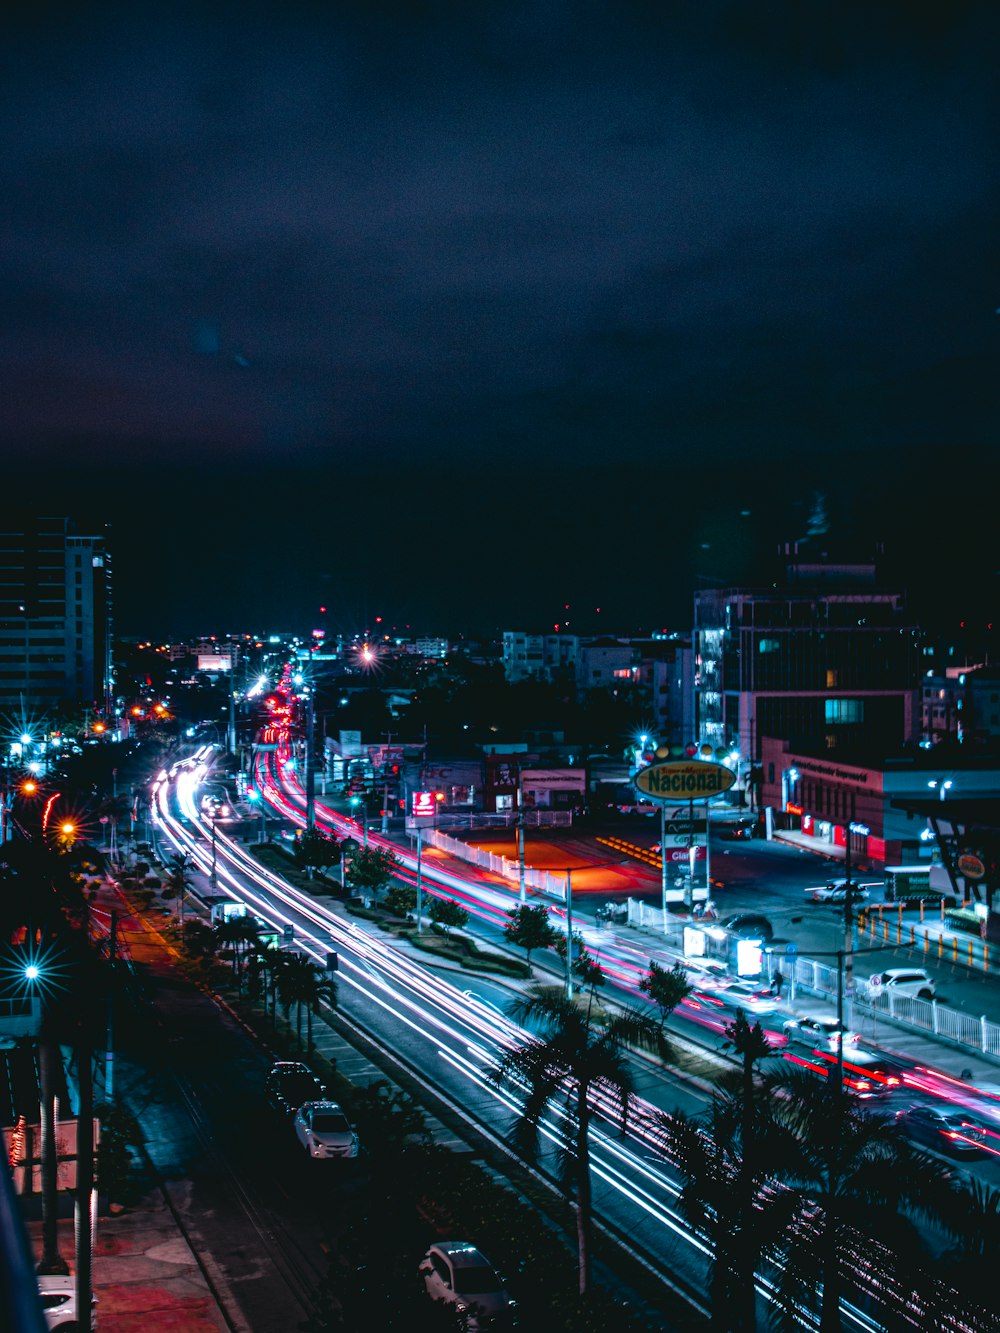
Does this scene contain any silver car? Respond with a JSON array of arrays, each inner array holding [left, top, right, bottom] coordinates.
[[783, 1015, 861, 1053], [420, 1241, 517, 1329], [293, 1101, 359, 1159]]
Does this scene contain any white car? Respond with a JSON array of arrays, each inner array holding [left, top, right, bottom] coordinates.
[[293, 1101, 359, 1159], [38, 1275, 97, 1330], [806, 882, 870, 905], [420, 1242, 517, 1329], [867, 968, 936, 1001], [715, 981, 779, 1015], [783, 1015, 861, 1053]]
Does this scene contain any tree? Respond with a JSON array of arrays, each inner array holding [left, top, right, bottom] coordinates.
[[164, 852, 194, 923], [490, 986, 671, 1295], [768, 1069, 954, 1332], [94, 1101, 142, 1209], [213, 916, 261, 995], [280, 953, 337, 1049], [503, 904, 557, 972], [428, 897, 468, 936], [294, 826, 341, 878], [345, 846, 400, 904], [935, 1179, 1000, 1319], [572, 949, 604, 1000], [656, 1092, 795, 1332], [638, 959, 692, 1030], [384, 883, 417, 918]]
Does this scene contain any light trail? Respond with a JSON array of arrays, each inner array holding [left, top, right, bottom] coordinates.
[[148, 760, 993, 1333]]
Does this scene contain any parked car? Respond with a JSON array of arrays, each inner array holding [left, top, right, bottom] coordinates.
[[895, 1104, 988, 1158], [420, 1241, 517, 1329], [293, 1100, 359, 1159], [721, 913, 774, 942], [38, 1275, 97, 1331], [719, 821, 762, 842], [783, 1015, 861, 1053], [265, 1060, 326, 1115], [806, 881, 871, 905], [867, 968, 936, 1001]]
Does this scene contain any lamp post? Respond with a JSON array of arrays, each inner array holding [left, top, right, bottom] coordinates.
[[209, 814, 218, 889], [565, 867, 574, 1000], [517, 776, 527, 905], [350, 796, 369, 848]]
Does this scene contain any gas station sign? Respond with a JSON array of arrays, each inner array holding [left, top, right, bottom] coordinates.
[[411, 791, 436, 820]]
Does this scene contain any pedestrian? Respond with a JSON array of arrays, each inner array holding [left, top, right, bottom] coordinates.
[[771, 968, 784, 998]]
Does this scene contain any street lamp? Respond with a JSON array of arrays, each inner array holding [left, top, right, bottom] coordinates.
[[350, 795, 369, 848], [246, 789, 266, 844]]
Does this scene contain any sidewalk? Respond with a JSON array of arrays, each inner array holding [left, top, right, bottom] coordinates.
[[31, 871, 481, 1333], [26, 1191, 230, 1333]]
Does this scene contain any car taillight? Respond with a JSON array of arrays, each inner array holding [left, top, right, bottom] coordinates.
[[945, 1131, 960, 1139]]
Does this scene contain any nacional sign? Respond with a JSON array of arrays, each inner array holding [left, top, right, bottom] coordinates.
[[633, 759, 736, 803]]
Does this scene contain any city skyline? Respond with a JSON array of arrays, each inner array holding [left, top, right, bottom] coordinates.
[[2, 3, 997, 634]]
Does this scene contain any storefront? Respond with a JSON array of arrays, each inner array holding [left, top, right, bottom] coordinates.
[[762, 738, 1000, 867], [761, 738, 893, 863]]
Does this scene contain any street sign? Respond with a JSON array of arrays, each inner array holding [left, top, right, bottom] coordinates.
[[634, 760, 735, 803]]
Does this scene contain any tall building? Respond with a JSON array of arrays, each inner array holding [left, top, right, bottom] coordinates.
[[0, 517, 112, 721], [694, 542, 922, 772]]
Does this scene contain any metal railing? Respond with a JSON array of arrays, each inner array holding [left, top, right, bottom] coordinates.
[[776, 954, 1000, 1062], [421, 828, 567, 901]]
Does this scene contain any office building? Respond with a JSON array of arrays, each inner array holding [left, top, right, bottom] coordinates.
[[0, 517, 112, 720], [694, 543, 922, 773]]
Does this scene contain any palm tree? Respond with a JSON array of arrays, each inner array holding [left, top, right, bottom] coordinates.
[[657, 1010, 785, 1332], [768, 1069, 955, 1332], [213, 916, 260, 996], [280, 954, 337, 1049], [489, 985, 671, 1295], [164, 852, 194, 925], [928, 1178, 1000, 1322], [657, 1093, 795, 1332]]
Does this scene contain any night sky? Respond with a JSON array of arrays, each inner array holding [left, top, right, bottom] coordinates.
[[2, 2, 997, 637]]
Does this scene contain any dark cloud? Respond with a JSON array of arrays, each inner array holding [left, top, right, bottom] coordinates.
[[0, 2, 997, 630]]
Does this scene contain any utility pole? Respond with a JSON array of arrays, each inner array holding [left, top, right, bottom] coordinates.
[[415, 828, 424, 933], [843, 813, 855, 1030], [380, 731, 395, 834], [517, 776, 526, 904], [305, 691, 316, 833], [659, 800, 669, 931], [105, 911, 117, 1103], [835, 948, 845, 1099], [210, 816, 217, 890], [564, 867, 574, 1000]]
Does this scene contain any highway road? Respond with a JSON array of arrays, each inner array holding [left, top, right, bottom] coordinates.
[[143, 747, 1000, 1330]]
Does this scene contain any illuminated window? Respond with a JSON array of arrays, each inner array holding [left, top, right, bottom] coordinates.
[[826, 669, 838, 688], [825, 700, 863, 724]]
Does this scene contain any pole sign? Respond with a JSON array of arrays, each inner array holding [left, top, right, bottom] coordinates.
[[411, 791, 436, 820], [957, 851, 986, 881], [633, 759, 735, 803]]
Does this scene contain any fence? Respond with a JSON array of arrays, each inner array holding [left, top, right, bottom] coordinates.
[[770, 953, 1000, 1062], [625, 900, 730, 963], [422, 828, 567, 901], [433, 811, 573, 830], [623, 899, 1000, 1062]]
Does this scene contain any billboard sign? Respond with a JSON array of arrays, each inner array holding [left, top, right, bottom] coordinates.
[[411, 791, 436, 820], [634, 760, 735, 803]]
